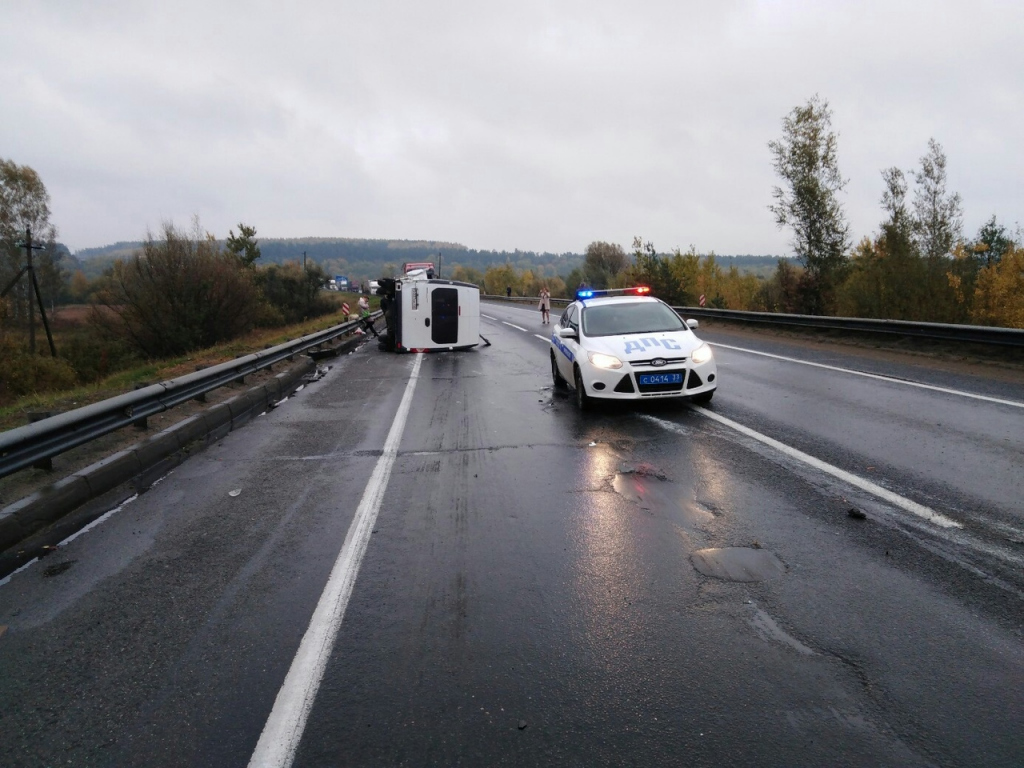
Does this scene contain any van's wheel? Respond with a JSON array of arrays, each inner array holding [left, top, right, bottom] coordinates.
[[551, 351, 567, 389], [574, 367, 592, 410], [690, 388, 715, 405]]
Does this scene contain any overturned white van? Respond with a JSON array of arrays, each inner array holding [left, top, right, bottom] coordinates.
[[389, 269, 481, 352]]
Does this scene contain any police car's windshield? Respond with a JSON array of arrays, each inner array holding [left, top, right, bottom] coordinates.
[[581, 302, 685, 337]]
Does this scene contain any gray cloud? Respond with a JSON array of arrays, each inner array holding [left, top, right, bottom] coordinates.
[[2, 0, 1021, 254]]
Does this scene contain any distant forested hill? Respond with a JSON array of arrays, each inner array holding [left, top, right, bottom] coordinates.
[[73, 237, 585, 281], [72, 237, 784, 281]]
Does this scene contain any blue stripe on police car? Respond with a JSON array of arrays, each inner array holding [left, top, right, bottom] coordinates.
[[552, 334, 575, 362]]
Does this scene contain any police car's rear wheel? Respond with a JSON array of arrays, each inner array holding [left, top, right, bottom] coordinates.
[[551, 351, 567, 389], [574, 367, 591, 410]]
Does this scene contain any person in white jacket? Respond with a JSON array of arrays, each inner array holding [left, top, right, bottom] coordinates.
[[538, 286, 551, 324]]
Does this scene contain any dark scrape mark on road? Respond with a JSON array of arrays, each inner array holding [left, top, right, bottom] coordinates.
[[42, 560, 76, 578], [691, 547, 786, 582]]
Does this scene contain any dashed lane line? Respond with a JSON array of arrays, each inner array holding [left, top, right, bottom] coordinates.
[[248, 354, 423, 768], [502, 321, 528, 332], [710, 342, 1024, 409], [642, 410, 962, 529]]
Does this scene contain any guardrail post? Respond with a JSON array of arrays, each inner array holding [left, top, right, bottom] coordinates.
[[131, 382, 152, 428], [27, 412, 54, 471], [192, 366, 209, 402]]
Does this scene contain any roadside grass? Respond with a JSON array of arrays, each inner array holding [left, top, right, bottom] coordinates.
[[0, 291, 378, 433]]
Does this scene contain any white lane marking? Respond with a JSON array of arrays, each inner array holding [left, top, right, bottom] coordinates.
[[58, 494, 139, 547], [642, 411, 962, 529], [1, 489, 148, 588], [710, 342, 1024, 409], [534, 334, 549, 342], [502, 321, 528, 332], [0, 558, 38, 588], [481, 313, 497, 321], [249, 354, 423, 768]]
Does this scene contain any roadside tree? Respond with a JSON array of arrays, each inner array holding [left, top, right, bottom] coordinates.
[[0, 158, 66, 332], [768, 96, 850, 314], [583, 241, 628, 288], [225, 222, 262, 267], [972, 245, 1024, 328], [912, 139, 963, 262]]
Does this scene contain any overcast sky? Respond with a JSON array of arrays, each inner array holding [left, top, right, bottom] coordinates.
[[3, 1, 1022, 256]]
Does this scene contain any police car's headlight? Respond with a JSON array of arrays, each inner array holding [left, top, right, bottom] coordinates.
[[588, 352, 623, 370], [691, 343, 714, 364]]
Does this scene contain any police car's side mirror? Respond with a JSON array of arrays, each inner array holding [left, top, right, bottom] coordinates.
[[556, 326, 577, 339], [686, 319, 699, 329]]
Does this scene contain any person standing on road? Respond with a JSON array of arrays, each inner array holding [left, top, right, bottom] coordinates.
[[538, 286, 551, 324], [506, 285, 512, 298]]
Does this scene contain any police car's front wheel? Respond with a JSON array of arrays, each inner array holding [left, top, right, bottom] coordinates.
[[551, 351, 567, 389], [573, 367, 592, 410], [690, 388, 715, 405]]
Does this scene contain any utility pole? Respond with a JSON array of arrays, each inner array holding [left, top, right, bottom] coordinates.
[[303, 251, 309, 315], [1, 227, 57, 356]]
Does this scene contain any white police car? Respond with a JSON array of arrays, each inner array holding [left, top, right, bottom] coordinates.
[[550, 287, 717, 409]]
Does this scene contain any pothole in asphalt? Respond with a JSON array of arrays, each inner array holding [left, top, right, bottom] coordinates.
[[691, 547, 786, 582], [617, 462, 668, 480], [612, 465, 715, 527]]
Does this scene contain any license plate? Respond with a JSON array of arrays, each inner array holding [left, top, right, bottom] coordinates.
[[638, 373, 682, 385]]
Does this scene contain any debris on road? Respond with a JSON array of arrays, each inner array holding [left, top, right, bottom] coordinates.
[[518, 720, 528, 730], [848, 507, 867, 520], [303, 365, 331, 382], [229, 489, 242, 497]]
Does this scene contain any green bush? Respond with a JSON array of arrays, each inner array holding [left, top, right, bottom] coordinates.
[[256, 262, 336, 325], [58, 327, 141, 384], [0, 338, 79, 406], [92, 221, 263, 357]]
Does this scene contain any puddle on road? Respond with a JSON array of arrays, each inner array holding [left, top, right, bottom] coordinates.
[[691, 547, 786, 582]]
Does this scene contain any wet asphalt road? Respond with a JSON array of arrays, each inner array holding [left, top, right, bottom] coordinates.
[[1, 303, 1022, 767]]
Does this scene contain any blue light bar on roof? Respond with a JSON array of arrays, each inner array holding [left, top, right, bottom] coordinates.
[[575, 286, 651, 300]]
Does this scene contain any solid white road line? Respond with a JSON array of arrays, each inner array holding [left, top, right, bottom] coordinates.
[[711, 342, 1024, 409], [502, 321, 528, 332], [642, 410, 962, 529], [248, 354, 423, 768]]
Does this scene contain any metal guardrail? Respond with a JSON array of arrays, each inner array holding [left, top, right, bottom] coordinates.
[[0, 312, 382, 479], [481, 295, 1024, 348], [666, 306, 1024, 347]]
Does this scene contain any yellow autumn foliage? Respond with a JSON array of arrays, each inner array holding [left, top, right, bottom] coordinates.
[[971, 245, 1024, 328]]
